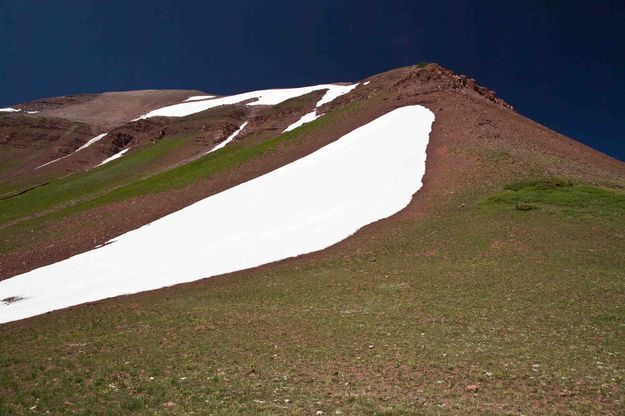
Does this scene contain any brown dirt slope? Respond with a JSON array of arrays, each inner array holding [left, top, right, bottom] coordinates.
[[14, 89, 208, 130], [1, 88, 328, 183], [0, 64, 623, 280], [0, 113, 95, 185], [1, 64, 625, 415]]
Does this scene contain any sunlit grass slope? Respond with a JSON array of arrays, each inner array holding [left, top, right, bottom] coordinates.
[[1, 179, 623, 415]]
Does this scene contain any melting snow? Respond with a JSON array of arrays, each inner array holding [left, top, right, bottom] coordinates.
[[315, 84, 358, 107], [0, 105, 434, 324], [35, 155, 68, 170], [282, 83, 358, 133], [0, 107, 20, 112], [184, 95, 216, 102], [97, 148, 129, 167], [208, 121, 248, 153], [35, 133, 109, 170], [76, 133, 108, 152], [282, 84, 358, 133], [284, 112, 319, 132], [136, 83, 359, 120]]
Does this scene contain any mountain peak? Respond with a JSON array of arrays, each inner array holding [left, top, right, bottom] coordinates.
[[362, 62, 514, 111]]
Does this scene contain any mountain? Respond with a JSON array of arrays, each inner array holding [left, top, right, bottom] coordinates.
[[1, 64, 624, 414]]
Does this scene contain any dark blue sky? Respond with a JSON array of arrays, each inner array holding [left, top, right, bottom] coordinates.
[[1, 0, 623, 160]]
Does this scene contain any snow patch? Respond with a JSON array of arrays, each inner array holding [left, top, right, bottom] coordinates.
[[208, 121, 248, 153], [97, 148, 129, 167], [35, 155, 68, 170], [282, 83, 358, 133], [76, 133, 108, 152], [364, 81, 371, 86], [0, 107, 20, 112], [184, 95, 216, 102], [283, 111, 320, 133], [315, 84, 358, 107], [0, 105, 434, 324], [136, 83, 359, 120], [35, 133, 109, 170]]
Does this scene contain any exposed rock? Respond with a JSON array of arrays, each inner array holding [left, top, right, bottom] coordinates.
[[399, 64, 514, 110], [465, 384, 479, 393], [515, 202, 536, 211]]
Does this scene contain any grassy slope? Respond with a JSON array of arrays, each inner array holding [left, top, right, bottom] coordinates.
[[0, 101, 359, 254], [0, 103, 249, 225], [1, 181, 623, 415], [0, 115, 94, 194], [0, 136, 188, 225]]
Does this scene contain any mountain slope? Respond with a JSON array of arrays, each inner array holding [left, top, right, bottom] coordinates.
[[1, 64, 622, 281], [15, 89, 209, 129], [0, 64, 624, 415], [0, 106, 434, 323]]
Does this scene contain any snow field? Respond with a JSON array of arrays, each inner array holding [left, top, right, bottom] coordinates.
[[0, 105, 434, 324]]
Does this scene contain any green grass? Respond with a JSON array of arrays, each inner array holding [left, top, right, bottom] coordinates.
[[1, 100, 351, 227], [100, 122, 317, 199], [113, 108, 343, 193], [0, 135, 188, 226], [0, 100, 364, 254], [482, 177, 625, 219], [1, 179, 624, 414]]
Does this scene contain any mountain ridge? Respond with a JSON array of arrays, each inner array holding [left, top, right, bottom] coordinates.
[[1, 63, 623, 283], [1, 63, 625, 414]]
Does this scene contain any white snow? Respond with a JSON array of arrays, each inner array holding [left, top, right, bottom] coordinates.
[[35, 155, 68, 170], [36, 155, 66, 170], [76, 133, 108, 152], [282, 83, 358, 133], [183, 95, 216, 102], [97, 148, 129, 167], [283, 111, 319, 133], [364, 81, 371, 85], [0, 108, 40, 114], [35, 133, 109, 170], [0, 105, 434, 324], [208, 121, 248, 153], [136, 83, 359, 120], [315, 84, 358, 107]]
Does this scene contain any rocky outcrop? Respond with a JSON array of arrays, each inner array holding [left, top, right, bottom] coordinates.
[[388, 63, 513, 110], [322, 63, 514, 115], [424, 64, 513, 110]]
